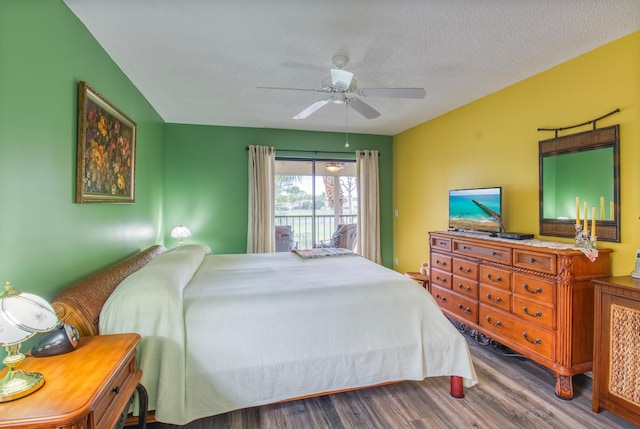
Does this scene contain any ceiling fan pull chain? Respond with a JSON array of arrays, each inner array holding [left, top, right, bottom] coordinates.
[[345, 102, 349, 148]]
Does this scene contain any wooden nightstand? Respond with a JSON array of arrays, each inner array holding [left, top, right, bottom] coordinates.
[[0, 333, 142, 429], [592, 276, 640, 426], [404, 272, 429, 289]]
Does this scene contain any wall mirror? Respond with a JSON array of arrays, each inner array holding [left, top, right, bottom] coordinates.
[[539, 124, 620, 242]]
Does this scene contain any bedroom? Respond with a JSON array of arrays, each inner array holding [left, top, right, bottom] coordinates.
[[0, 0, 639, 427]]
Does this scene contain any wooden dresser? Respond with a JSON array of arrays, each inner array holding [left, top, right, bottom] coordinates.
[[592, 276, 640, 426], [428, 231, 611, 399], [0, 333, 142, 429]]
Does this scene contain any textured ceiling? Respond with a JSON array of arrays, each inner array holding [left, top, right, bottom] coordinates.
[[63, 0, 640, 136]]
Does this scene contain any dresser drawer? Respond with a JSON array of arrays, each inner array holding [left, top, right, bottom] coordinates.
[[430, 235, 452, 251], [480, 305, 555, 361], [514, 295, 555, 330], [513, 274, 555, 305], [514, 249, 556, 275], [431, 253, 452, 273], [432, 285, 478, 324], [480, 284, 511, 312], [453, 239, 511, 264], [453, 258, 478, 281], [453, 276, 479, 299], [479, 265, 512, 290], [430, 269, 452, 289]]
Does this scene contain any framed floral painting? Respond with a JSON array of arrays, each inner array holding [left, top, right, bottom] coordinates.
[[76, 81, 136, 203]]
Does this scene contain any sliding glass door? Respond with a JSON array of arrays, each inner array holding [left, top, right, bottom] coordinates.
[[275, 159, 357, 249]]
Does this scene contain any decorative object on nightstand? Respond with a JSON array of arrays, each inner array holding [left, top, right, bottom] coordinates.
[[0, 281, 59, 402], [171, 225, 191, 246]]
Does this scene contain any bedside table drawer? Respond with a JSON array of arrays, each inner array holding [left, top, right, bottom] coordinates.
[[94, 351, 140, 429]]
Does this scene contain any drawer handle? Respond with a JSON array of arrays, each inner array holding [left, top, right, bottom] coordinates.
[[486, 273, 502, 282], [462, 245, 469, 250], [491, 251, 498, 256], [458, 284, 472, 292], [437, 260, 447, 267], [522, 332, 542, 345], [458, 304, 471, 313], [486, 293, 502, 303], [486, 316, 501, 327], [529, 257, 536, 263], [458, 266, 471, 273], [523, 307, 542, 318], [112, 385, 121, 395], [523, 284, 543, 294], [436, 275, 446, 282], [435, 294, 446, 302]]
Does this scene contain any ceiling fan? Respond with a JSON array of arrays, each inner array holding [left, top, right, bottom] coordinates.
[[258, 55, 426, 120]]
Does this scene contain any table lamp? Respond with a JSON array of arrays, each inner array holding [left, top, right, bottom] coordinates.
[[0, 281, 59, 402], [171, 225, 191, 246]]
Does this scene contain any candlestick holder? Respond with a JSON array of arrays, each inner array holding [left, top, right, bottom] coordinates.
[[575, 224, 596, 249]]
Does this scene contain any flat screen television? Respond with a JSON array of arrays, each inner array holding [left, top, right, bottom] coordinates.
[[448, 187, 502, 233]]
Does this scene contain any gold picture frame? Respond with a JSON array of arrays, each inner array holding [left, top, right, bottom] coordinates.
[[76, 81, 136, 203]]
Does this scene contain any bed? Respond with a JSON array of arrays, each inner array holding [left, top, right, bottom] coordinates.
[[52, 244, 477, 425]]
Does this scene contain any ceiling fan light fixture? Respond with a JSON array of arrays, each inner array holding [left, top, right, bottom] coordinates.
[[321, 76, 333, 90], [331, 93, 346, 104], [331, 68, 353, 90], [326, 163, 344, 173]]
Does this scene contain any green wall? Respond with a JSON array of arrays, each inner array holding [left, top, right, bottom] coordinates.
[[0, 1, 166, 301], [164, 124, 394, 267]]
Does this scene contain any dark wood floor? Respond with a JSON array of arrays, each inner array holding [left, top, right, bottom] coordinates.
[[148, 335, 638, 429]]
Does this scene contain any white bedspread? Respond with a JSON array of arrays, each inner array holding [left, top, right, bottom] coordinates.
[[101, 246, 477, 425]]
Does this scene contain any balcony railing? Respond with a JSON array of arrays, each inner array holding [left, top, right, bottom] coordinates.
[[276, 214, 357, 249]]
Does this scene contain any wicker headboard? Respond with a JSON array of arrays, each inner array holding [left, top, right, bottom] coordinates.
[[51, 245, 167, 337]]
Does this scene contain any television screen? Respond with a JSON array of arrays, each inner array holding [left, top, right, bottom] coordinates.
[[449, 187, 502, 233]]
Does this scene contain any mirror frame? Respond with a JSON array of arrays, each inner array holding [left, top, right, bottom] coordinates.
[[538, 125, 620, 242]]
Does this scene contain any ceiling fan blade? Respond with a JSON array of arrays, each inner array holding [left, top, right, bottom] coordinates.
[[257, 86, 323, 93], [293, 99, 331, 119], [347, 98, 381, 119], [330, 69, 354, 90], [359, 88, 426, 99]]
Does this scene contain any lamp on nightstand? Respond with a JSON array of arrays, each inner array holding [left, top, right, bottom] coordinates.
[[0, 281, 59, 402], [171, 225, 191, 246]]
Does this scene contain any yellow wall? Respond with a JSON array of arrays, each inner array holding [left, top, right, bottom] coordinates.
[[393, 31, 639, 276]]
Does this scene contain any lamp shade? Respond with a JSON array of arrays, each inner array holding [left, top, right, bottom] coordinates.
[[171, 225, 191, 239], [0, 314, 34, 347], [1, 292, 58, 334], [0, 282, 60, 402], [171, 225, 191, 246]]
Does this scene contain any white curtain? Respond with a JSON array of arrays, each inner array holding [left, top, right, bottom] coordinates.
[[247, 145, 276, 253], [356, 150, 381, 264]]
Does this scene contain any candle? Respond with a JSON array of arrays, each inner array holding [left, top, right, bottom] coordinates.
[[600, 196, 605, 220], [610, 201, 614, 221], [575, 196, 580, 225], [584, 201, 588, 233], [591, 207, 596, 237]]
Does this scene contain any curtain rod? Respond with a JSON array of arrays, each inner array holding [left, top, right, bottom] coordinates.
[[245, 147, 379, 156], [537, 108, 620, 138]]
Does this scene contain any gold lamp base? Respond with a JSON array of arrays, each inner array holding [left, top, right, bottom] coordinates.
[[0, 368, 45, 402], [0, 344, 45, 402]]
